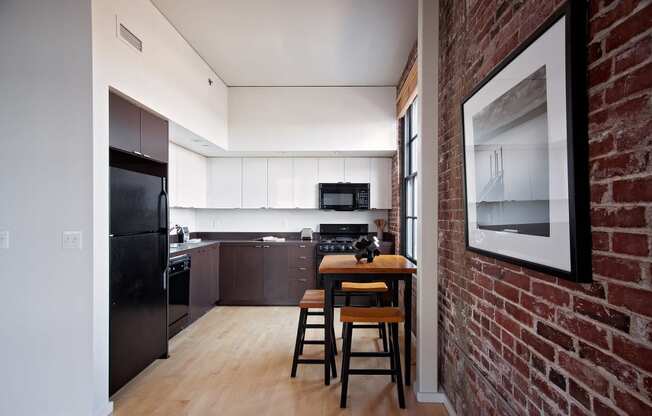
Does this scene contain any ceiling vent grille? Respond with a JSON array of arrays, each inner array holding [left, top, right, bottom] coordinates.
[[119, 23, 142, 52]]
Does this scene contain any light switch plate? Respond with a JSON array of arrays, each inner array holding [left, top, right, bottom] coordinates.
[[0, 231, 9, 249], [62, 231, 82, 249]]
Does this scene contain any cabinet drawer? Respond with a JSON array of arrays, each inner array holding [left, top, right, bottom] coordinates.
[[289, 252, 314, 268], [289, 265, 315, 281], [289, 278, 314, 305], [288, 244, 314, 263]]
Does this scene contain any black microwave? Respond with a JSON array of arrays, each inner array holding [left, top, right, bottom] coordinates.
[[319, 183, 370, 211]]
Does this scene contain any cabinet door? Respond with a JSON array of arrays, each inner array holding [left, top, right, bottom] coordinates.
[[211, 245, 220, 303], [267, 159, 294, 209], [175, 147, 207, 208], [370, 158, 392, 209], [293, 158, 319, 208], [140, 109, 169, 163], [219, 244, 237, 302], [242, 158, 268, 208], [168, 144, 178, 206], [344, 158, 371, 183], [318, 158, 345, 183], [207, 158, 242, 208], [109, 93, 141, 154], [263, 245, 289, 304], [189, 249, 207, 321], [234, 245, 264, 301]]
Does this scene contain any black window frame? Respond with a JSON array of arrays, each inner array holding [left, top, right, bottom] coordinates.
[[400, 99, 418, 264]]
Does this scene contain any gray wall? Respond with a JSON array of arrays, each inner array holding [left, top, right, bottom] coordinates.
[[0, 1, 95, 414]]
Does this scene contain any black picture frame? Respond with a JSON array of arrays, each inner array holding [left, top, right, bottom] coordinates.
[[460, 2, 591, 283]]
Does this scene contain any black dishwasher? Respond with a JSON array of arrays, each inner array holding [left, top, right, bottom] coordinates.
[[168, 255, 191, 339]]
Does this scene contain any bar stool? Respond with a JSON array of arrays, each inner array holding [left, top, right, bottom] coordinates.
[[340, 306, 405, 409], [290, 290, 337, 379], [340, 282, 389, 352]]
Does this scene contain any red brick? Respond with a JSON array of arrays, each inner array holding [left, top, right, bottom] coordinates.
[[574, 297, 631, 332], [548, 367, 566, 391], [503, 347, 529, 377], [589, 150, 650, 181], [594, 398, 621, 416], [613, 177, 652, 202], [589, 58, 613, 88], [592, 254, 642, 282], [495, 309, 521, 337], [532, 281, 570, 307], [495, 280, 520, 303], [557, 279, 606, 299], [644, 377, 652, 399], [591, 183, 609, 203], [531, 372, 568, 413], [588, 41, 603, 64], [558, 351, 609, 395], [591, 206, 647, 228], [614, 119, 652, 152], [579, 342, 638, 385], [521, 329, 555, 361], [590, 0, 640, 34], [614, 35, 652, 74], [505, 301, 533, 327], [613, 335, 652, 373], [612, 232, 649, 256], [614, 388, 652, 416], [557, 310, 609, 348], [610, 283, 652, 318], [532, 354, 546, 375], [606, 62, 652, 104], [571, 404, 589, 416], [521, 292, 555, 320], [569, 378, 591, 410], [537, 322, 575, 351], [502, 269, 531, 291], [605, 4, 652, 52], [590, 133, 616, 159]]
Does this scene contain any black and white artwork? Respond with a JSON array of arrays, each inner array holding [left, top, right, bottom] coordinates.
[[462, 4, 591, 282]]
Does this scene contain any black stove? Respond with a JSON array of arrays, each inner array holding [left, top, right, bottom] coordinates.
[[317, 224, 368, 254]]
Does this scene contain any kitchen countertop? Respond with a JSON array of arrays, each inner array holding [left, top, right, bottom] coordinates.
[[170, 239, 318, 256]]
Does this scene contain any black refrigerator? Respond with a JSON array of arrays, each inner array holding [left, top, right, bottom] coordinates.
[[109, 166, 168, 396]]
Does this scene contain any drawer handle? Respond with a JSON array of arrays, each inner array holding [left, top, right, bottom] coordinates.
[[263, 245, 270, 248], [298, 278, 308, 282], [299, 245, 306, 248], [299, 256, 308, 260], [255, 245, 262, 248], [298, 267, 307, 271]]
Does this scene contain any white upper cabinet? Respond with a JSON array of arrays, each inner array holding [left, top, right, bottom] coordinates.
[[344, 158, 371, 183], [207, 158, 242, 208], [170, 144, 207, 208], [318, 158, 345, 183], [242, 158, 268, 208], [293, 158, 319, 208], [267, 158, 294, 208], [370, 158, 392, 209], [168, 143, 178, 207]]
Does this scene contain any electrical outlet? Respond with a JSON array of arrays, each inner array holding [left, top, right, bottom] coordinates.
[[62, 231, 82, 249], [0, 231, 9, 249]]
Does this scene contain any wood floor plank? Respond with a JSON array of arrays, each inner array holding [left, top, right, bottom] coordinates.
[[112, 306, 448, 416]]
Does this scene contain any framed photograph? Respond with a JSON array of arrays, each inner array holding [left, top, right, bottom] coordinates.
[[461, 3, 590, 282]]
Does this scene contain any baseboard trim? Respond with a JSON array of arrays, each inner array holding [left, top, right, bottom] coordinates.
[[94, 400, 114, 416], [414, 386, 455, 416]]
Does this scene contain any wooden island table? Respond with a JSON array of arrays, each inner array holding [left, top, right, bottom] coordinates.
[[319, 254, 417, 386]]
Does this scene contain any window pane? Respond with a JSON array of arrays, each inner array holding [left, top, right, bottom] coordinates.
[[414, 177, 418, 217], [411, 99, 418, 139], [410, 139, 418, 174], [406, 180, 413, 217], [406, 218, 413, 259], [413, 218, 418, 261]]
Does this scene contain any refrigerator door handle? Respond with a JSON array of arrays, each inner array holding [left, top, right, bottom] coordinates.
[[161, 177, 170, 291]]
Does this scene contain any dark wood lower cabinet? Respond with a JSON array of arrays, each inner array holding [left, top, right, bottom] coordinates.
[[219, 242, 316, 305], [189, 245, 219, 322]]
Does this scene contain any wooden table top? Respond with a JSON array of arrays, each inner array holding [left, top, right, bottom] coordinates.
[[319, 254, 417, 274]]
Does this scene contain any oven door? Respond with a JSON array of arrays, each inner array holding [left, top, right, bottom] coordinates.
[[319, 184, 356, 210]]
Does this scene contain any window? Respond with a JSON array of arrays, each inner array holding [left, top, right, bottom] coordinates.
[[401, 99, 418, 262]]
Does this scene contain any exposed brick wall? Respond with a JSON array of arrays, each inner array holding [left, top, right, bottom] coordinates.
[[438, 1, 652, 416]]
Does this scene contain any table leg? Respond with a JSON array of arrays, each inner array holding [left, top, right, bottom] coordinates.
[[324, 277, 333, 386], [404, 275, 412, 386]]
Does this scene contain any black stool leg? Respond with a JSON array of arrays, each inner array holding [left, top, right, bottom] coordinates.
[[341, 294, 351, 338], [340, 322, 353, 408], [376, 294, 389, 352], [388, 322, 396, 383], [391, 323, 405, 408], [291, 308, 307, 377], [298, 307, 308, 355], [331, 325, 338, 355]]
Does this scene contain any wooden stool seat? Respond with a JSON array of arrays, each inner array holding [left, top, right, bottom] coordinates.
[[340, 307, 403, 323], [341, 282, 388, 292], [299, 290, 325, 309]]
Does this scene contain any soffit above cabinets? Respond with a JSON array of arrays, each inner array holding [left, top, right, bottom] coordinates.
[[150, 0, 417, 86]]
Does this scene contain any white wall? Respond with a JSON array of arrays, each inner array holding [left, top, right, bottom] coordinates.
[[0, 1, 95, 415], [91, 0, 228, 413], [93, 0, 229, 148], [171, 208, 389, 234], [228, 87, 397, 153]]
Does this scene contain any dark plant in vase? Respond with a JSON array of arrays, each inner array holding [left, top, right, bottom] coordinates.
[[353, 236, 381, 263]]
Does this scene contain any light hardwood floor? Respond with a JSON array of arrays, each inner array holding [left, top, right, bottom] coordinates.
[[112, 306, 448, 416]]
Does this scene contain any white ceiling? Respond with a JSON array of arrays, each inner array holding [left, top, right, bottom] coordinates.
[[151, 0, 417, 86]]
